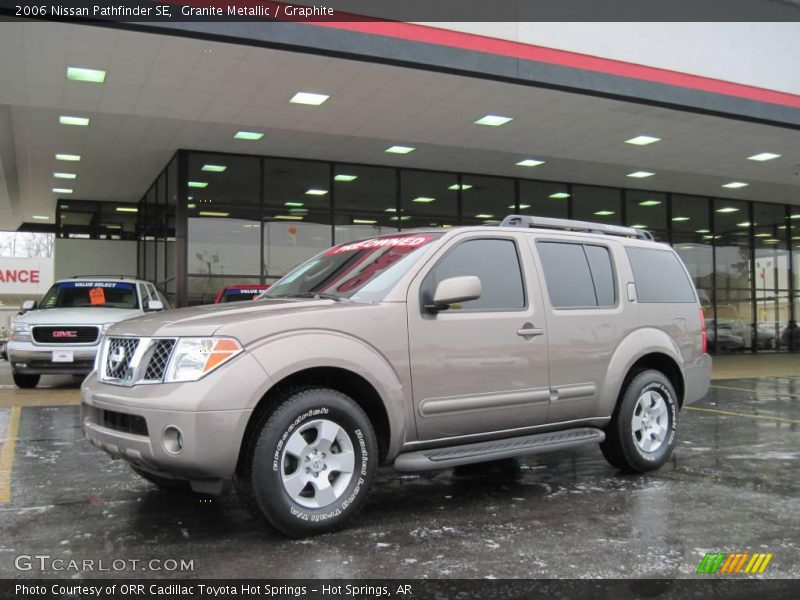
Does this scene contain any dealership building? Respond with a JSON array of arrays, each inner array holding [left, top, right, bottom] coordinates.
[[1, 18, 799, 353]]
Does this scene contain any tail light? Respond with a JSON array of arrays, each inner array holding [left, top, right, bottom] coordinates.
[[699, 308, 707, 353]]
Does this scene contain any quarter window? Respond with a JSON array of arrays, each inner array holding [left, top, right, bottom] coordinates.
[[537, 242, 616, 308], [423, 238, 525, 311], [627, 247, 697, 303]]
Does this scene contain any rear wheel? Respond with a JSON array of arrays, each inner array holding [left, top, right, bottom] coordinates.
[[13, 372, 40, 389], [239, 387, 377, 538], [131, 466, 191, 492], [601, 369, 678, 473]]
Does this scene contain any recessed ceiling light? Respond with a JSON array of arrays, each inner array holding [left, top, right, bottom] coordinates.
[[508, 204, 531, 209], [549, 192, 570, 199], [631, 224, 648, 229], [59, 115, 90, 126], [290, 92, 330, 106], [763, 239, 780, 244], [625, 135, 661, 146], [66, 67, 106, 83], [747, 152, 781, 161], [187, 204, 196, 209], [335, 174, 358, 182], [234, 131, 264, 140], [305, 189, 328, 196], [627, 171, 655, 178], [188, 181, 208, 188], [390, 216, 413, 221], [385, 208, 397, 213], [594, 210, 615, 216], [56, 153, 81, 162], [274, 215, 304, 220], [722, 182, 748, 189], [672, 216, 691, 222], [52, 187, 73, 194], [695, 229, 710, 234], [53, 172, 76, 179], [284, 202, 304, 207], [199, 211, 230, 217], [353, 219, 377, 224], [386, 146, 415, 154], [116, 207, 138, 213], [516, 159, 545, 167], [716, 207, 740, 213], [32, 215, 49, 220], [791, 214, 800, 219], [737, 222, 752, 227], [638, 200, 661, 206], [448, 184, 473, 191], [413, 197, 435, 203], [474, 115, 513, 126], [201, 164, 227, 172], [288, 208, 308, 214], [475, 213, 494, 219], [754, 232, 773, 237]]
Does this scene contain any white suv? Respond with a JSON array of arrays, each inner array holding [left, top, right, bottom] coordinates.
[[8, 277, 169, 388]]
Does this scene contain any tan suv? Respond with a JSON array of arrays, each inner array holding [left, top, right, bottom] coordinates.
[[81, 215, 711, 537]]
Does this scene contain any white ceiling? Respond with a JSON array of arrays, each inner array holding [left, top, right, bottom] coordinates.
[[0, 21, 798, 229]]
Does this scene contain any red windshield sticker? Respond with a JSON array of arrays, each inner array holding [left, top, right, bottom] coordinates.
[[89, 287, 106, 305], [335, 247, 413, 293], [325, 235, 432, 256]]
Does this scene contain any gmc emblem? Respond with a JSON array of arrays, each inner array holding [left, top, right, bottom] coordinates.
[[52, 330, 78, 338]]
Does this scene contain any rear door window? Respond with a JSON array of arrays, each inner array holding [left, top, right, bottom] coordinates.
[[626, 247, 697, 303], [537, 242, 616, 308]]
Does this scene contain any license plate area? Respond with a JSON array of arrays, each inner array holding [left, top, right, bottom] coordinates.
[[52, 350, 74, 363]]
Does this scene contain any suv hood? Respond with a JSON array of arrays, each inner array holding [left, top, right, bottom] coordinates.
[[13, 307, 141, 326], [105, 298, 354, 339]]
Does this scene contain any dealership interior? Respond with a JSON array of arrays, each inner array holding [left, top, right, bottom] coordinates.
[[0, 18, 799, 579]]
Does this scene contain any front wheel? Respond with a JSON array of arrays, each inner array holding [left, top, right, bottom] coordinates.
[[600, 369, 678, 473], [13, 372, 40, 389], [240, 387, 377, 538]]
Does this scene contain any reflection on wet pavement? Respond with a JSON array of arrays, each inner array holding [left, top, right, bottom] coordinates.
[[0, 377, 797, 579]]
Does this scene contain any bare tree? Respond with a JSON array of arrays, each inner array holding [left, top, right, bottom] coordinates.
[[0, 232, 56, 258]]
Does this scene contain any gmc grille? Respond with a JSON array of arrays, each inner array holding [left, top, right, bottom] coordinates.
[[33, 326, 99, 344]]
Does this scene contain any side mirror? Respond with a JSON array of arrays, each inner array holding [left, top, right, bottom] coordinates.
[[21, 300, 36, 312], [147, 299, 164, 312], [426, 276, 482, 313]]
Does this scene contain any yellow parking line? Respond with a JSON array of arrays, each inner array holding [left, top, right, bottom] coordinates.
[[686, 405, 800, 425], [709, 384, 797, 398], [0, 406, 22, 503]]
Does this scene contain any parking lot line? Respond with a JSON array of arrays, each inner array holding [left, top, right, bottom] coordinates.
[[686, 405, 800, 425], [709, 383, 798, 398], [0, 392, 80, 408], [0, 406, 21, 503]]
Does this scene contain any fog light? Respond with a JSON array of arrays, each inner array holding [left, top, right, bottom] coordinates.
[[163, 426, 184, 455]]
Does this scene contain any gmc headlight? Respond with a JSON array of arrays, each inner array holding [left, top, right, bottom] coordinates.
[[165, 337, 243, 383], [10, 322, 31, 342]]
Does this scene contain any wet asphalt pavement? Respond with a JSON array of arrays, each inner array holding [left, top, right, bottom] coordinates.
[[1, 371, 798, 579]]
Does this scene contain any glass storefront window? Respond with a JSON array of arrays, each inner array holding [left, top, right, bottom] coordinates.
[[188, 206, 261, 277], [626, 190, 667, 239], [711, 288, 754, 353], [572, 185, 621, 224], [518, 180, 569, 219], [714, 199, 752, 289], [400, 170, 458, 229], [460, 175, 514, 226], [188, 153, 261, 205]]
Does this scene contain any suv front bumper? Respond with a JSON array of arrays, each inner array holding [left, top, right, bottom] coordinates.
[[8, 341, 99, 375]]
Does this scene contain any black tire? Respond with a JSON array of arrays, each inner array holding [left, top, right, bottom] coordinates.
[[131, 466, 191, 492], [601, 369, 679, 473], [13, 372, 40, 389], [240, 387, 377, 538]]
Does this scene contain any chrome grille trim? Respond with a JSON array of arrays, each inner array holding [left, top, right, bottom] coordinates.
[[98, 336, 178, 386]]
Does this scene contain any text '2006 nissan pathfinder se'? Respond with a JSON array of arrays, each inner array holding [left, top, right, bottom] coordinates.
[[81, 215, 711, 537]]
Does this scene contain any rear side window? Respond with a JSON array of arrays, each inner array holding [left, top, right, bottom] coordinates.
[[423, 238, 525, 311], [627, 247, 697, 303], [537, 242, 616, 308]]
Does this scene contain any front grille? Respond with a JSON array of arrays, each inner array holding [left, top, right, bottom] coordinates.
[[105, 337, 139, 380], [90, 407, 148, 436], [28, 360, 95, 371], [33, 326, 99, 344], [143, 339, 176, 381]]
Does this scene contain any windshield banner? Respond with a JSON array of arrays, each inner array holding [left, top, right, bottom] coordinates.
[[325, 235, 433, 256], [60, 281, 135, 289]]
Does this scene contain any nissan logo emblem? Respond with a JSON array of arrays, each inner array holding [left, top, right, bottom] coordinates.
[[109, 346, 126, 371]]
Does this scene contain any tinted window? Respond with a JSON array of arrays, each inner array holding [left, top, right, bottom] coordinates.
[[627, 247, 697, 303], [40, 281, 139, 310], [584, 245, 616, 306], [424, 239, 525, 310], [537, 242, 597, 308]]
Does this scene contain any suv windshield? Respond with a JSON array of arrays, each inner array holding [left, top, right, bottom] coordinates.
[[39, 281, 140, 310], [265, 233, 443, 303]]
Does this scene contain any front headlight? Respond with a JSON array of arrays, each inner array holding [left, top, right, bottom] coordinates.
[[164, 337, 243, 383], [10, 322, 30, 342]]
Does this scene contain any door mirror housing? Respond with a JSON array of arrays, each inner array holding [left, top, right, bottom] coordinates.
[[20, 300, 36, 312], [426, 276, 482, 312], [147, 299, 164, 312]]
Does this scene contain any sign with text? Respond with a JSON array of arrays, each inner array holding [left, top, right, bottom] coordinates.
[[0, 257, 54, 296]]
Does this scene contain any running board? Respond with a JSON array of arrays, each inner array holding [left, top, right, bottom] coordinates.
[[393, 427, 605, 472]]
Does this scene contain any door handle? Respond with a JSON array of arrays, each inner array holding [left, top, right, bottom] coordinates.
[[517, 324, 545, 337]]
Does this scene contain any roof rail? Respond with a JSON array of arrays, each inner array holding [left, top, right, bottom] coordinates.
[[500, 215, 654, 240]]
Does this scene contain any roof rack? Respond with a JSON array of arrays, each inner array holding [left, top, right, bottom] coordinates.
[[69, 275, 134, 279], [500, 215, 654, 240]]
